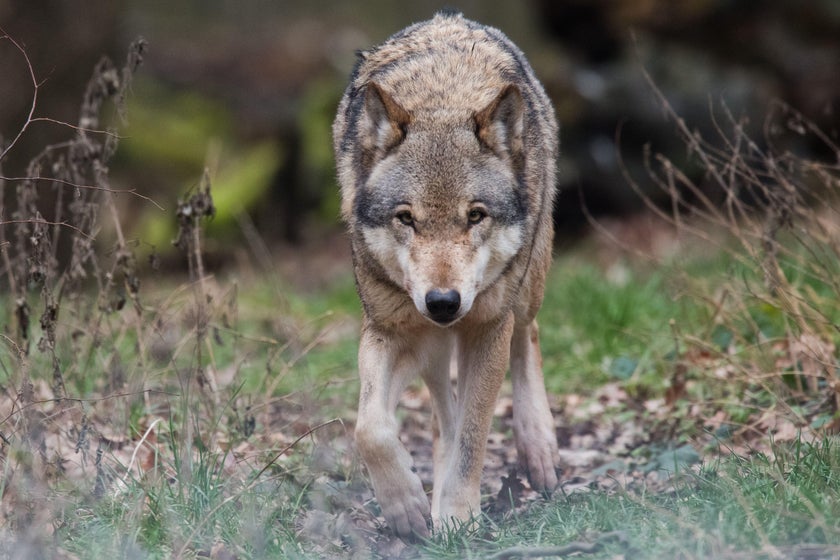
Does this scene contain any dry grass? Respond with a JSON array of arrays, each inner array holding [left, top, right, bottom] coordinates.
[[0, 33, 363, 558], [589, 70, 840, 451]]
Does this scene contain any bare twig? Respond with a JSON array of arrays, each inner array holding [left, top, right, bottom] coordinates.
[[0, 218, 95, 240], [487, 531, 627, 559], [0, 175, 164, 210], [253, 417, 341, 480], [0, 29, 40, 162], [28, 116, 125, 137], [117, 417, 163, 494]]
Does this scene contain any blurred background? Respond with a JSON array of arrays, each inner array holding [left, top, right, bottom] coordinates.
[[2, 0, 839, 270]]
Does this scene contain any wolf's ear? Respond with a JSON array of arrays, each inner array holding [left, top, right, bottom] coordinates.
[[474, 85, 525, 171], [360, 82, 411, 166]]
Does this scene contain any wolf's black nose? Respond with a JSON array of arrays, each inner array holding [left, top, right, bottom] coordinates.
[[425, 289, 461, 324]]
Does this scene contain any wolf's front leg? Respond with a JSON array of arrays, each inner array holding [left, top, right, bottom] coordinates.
[[355, 327, 430, 539], [434, 315, 514, 528], [510, 319, 558, 492]]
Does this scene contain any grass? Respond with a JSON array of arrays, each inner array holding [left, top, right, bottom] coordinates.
[[5, 247, 840, 559], [541, 255, 685, 393], [3, 32, 840, 560], [376, 436, 840, 560]]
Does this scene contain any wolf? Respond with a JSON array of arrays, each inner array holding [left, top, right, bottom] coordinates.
[[333, 11, 559, 539]]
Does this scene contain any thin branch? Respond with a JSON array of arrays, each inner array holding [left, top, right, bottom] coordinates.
[[0, 218, 96, 241], [29, 117, 125, 138], [0, 389, 177, 429], [487, 532, 627, 560], [253, 417, 342, 480], [0, 175, 164, 210], [0, 30, 39, 162], [117, 417, 163, 494]]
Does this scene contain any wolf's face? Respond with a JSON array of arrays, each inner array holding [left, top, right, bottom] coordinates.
[[354, 84, 527, 326]]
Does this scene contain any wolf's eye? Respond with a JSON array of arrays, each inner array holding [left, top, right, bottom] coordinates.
[[395, 210, 414, 227], [467, 208, 487, 225]]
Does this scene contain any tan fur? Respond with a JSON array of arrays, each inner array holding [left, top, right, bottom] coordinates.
[[333, 12, 558, 539]]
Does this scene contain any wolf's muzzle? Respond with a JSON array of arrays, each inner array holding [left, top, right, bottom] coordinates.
[[425, 289, 461, 324]]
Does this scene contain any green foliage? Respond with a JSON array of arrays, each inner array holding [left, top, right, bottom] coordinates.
[[119, 78, 283, 255], [137, 141, 281, 251], [298, 78, 345, 224], [118, 79, 235, 172], [540, 258, 688, 393]]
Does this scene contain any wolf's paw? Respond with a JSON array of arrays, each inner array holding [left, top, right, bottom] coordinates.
[[515, 422, 559, 494], [522, 442, 559, 494], [377, 476, 431, 540]]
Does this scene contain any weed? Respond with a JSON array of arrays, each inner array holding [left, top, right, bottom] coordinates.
[[0, 31, 311, 559], [0, 33, 151, 555]]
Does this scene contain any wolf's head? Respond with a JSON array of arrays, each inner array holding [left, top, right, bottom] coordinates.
[[353, 83, 528, 326]]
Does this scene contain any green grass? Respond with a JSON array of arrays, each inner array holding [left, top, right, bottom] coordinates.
[[4, 244, 838, 559], [384, 437, 840, 560], [44, 433, 840, 559], [541, 256, 682, 393], [54, 460, 306, 558]]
